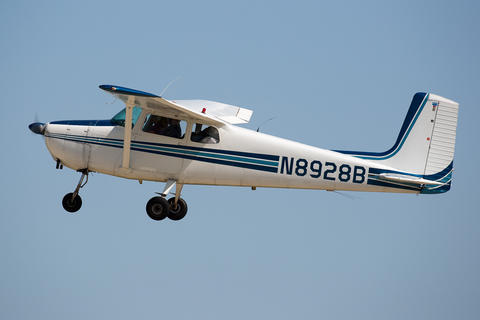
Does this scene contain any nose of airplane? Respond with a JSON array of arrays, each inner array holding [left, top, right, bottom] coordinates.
[[29, 122, 46, 135]]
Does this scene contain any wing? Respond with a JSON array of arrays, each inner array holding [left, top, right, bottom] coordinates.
[[99, 85, 253, 126]]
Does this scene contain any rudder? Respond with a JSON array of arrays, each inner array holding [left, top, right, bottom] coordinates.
[[421, 94, 459, 193]]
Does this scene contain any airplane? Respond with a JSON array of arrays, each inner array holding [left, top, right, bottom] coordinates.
[[29, 85, 459, 221]]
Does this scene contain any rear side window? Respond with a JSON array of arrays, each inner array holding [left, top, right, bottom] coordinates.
[[191, 123, 220, 144]]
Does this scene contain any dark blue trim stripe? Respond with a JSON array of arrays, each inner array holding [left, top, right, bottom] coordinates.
[[334, 93, 429, 160], [133, 140, 279, 161], [424, 162, 453, 181], [421, 162, 453, 194], [50, 119, 114, 126], [46, 132, 279, 173]]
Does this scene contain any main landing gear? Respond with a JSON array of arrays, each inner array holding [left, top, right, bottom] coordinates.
[[146, 180, 188, 221]]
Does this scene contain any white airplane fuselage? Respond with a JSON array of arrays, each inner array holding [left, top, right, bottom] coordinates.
[[45, 116, 414, 194], [29, 85, 458, 219]]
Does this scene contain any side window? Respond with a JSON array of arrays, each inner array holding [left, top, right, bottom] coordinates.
[[111, 106, 142, 128], [191, 123, 220, 144], [142, 114, 186, 139]]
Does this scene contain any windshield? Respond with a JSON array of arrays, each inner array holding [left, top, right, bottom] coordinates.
[[111, 106, 142, 128]]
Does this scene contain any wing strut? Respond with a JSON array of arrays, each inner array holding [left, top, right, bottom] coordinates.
[[121, 96, 135, 172]]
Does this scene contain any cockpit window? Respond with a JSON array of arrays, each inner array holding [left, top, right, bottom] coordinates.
[[142, 114, 186, 139], [191, 123, 220, 144], [111, 106, 142, 128]]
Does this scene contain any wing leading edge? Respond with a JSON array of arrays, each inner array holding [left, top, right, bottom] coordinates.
[[99, 85, 253, 125]]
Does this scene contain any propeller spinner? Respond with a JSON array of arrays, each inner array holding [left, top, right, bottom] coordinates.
[[29, 122, 46, 135]]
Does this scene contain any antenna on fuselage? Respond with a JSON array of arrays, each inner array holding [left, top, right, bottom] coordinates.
[[106, 98, 117, 105], [161, 77, 183, 98], [329, 190, 362, 200], [256, 117, 277, 132]]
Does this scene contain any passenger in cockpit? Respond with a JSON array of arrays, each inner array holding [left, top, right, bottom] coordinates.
[[164, 119, 182, 138]]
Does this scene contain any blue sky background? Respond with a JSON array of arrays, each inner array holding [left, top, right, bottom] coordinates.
[[1, 0, 479, 319]]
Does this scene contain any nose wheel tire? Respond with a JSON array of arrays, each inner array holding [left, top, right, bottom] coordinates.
[[62, 193, 82, 213], [167, 197, 188, 221], [146, 197, 170, 221]]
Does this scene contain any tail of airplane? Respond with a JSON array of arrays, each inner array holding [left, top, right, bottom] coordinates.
[[337, 92, 459, 193]]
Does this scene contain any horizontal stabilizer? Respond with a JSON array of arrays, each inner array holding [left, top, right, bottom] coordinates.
[[370, 173, 444, 186]]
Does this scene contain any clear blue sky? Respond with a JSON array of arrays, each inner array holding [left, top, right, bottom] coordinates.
[[1, 0, 479, 319]]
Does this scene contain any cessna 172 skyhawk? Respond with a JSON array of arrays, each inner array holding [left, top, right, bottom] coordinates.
[[29, 85, 459, 221]]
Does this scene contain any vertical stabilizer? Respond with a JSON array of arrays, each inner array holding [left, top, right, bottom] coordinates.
[[336, 92, 459, 193]]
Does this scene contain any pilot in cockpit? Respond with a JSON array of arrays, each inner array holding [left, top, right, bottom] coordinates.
[[149, 116, 169, 135]]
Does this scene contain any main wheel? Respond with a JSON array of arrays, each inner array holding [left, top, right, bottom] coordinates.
[[146, 197, 170, 221], [62, 193, 82, 213], [167, 197, 188, 221]]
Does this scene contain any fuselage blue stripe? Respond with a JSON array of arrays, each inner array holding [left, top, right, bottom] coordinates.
[[50, 119, 114, 126], [46, 132, 279, 172], [133, 140, 279, 161]]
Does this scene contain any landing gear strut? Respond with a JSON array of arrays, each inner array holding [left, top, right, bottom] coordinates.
[[146, 179, 188, 221], [62, 170, 89, 213]]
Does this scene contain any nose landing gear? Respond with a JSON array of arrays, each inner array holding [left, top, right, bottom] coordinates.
[[62, 170, 89, 213]]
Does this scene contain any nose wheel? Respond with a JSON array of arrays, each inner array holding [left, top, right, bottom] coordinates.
[[62, 169, 88, 213], [62, 193, 82, 212]]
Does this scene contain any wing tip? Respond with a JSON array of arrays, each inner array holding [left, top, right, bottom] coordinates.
[[99, 85, 160, 98]]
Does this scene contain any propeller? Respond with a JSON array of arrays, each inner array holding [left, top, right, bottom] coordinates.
[[29, 122, 46, 135], [29, 112, 47, 135]]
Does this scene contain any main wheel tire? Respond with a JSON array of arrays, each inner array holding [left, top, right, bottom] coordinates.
[[62, 193, 82, 213], [146, 197, 170, 221], [167, 197, 188, 221]]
